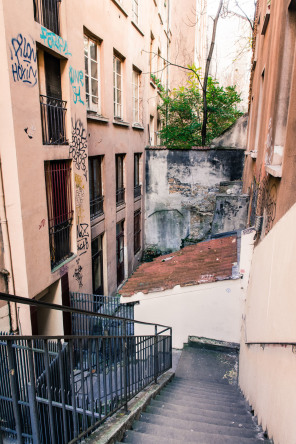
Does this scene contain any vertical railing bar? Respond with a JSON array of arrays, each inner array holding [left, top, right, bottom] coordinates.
[[96, 338, 102, 421], [57, 340, 69, 443], [7, 341, 23, 444], [79, 338, 86, 430], [69, 339, 78, 438], [27, 340, 41, 444], [108, 337, 113, 412], [88, 340, 95, 426], [123, 320, 128, 412], [154, 325, 158, 384], [43, 340, 56, 444], [102, 339, 107, 416]]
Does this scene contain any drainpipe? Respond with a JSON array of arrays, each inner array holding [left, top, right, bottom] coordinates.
[[0, 158, 18, 333], [166, 0, 170, 126]]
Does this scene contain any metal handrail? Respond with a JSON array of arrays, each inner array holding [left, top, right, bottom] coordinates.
[[0, 293, 170, 328], [0, 292, 172, 444], [245, 341, 296, 346]]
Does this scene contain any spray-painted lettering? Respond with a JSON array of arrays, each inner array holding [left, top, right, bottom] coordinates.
[[69, 66, 84, 105], [40, 26, 72, 56], [69, 118, 87, 180], [10, 34, 37, 86]]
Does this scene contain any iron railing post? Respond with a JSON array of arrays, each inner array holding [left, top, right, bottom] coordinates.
[[57, 340, 69, 443], [43, 340, 57, 444], [154, 325, 158, 384], [169, 327, 173, 369], [123, 319, 128, 412], [27, 340, 41, 444], [7, 340, 23, 443]]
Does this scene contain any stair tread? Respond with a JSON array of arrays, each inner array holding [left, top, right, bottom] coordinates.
[[166, 382, 244, 396], [145, 405, 256, 428], [132, 422, 269, 443], [150, 398, 253, 420], [139, 412, 261, 438], [154, 394, 249, 413], [158, 390, 247, 407]]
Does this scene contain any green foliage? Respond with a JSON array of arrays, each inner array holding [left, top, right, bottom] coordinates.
[[157, 70, 243, 149]]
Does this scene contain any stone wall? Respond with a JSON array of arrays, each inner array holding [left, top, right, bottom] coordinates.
[[145, 148, 247, 253]]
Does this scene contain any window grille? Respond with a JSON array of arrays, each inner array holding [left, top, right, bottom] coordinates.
[[134, 210, 141, 253], [89, 156, 104, 220], [45, 160, 73, 268]]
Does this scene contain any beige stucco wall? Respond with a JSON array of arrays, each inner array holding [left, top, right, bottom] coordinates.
[[239, 202, 296, 444]]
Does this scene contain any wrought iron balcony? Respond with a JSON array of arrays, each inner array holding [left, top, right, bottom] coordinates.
[[40, 95, 67, 145], [0, 292, 172, 444], [134, 184, 142, 199], [90, 195, 104, 220], [116, 187, 125, 206], [33, 0, 61, 36]]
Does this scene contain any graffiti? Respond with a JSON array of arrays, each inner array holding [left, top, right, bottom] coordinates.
[[39, 219, 45, 230], [40, 26, 72, 56], [69, 119, 87, 180], [24, 124, 36, 139], [73, 258, 83, 288], [69, 66, 84, 105], [77, 222, 89, 255], [59, 264, 68, 277], [75, 174, 85, 217], [10, 34, 37, 86]]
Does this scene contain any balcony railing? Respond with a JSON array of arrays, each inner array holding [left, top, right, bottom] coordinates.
[[134, 184, 142, 199], [90, 195, 104, 220], [0, 293, 172, 444], [40, 95, 67, 145], [33, 0, 61, 36], [116, 187, 125, 206]]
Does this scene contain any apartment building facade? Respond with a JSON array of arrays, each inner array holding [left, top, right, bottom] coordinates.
[[0, 0, 197, 335], [239, 1, 296, 442]]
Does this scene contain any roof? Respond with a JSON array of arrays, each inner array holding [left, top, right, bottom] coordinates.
[[119, 235, 239, 298]]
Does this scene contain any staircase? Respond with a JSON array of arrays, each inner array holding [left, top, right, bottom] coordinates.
[[118, 345, 271, 443]]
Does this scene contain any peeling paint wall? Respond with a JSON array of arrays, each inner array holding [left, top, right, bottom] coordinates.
[[145, 148, 246, 252]]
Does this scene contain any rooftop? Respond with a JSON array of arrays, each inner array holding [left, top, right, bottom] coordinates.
[[119, 235, 239, 297]]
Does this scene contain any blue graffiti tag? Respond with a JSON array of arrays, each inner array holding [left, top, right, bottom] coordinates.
[[10, 34, 37, 86], [40, 26, 72, 56], [69, 66, 84, 105]]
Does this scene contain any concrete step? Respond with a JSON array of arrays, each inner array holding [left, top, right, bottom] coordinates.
[[145, 404, 256, 429], [120, 430, 190, 443], [155, 393, 249, 414], [139, 412, 261, 439], [160, 387, 247, 406], [132, 421, 268, 444], [150, 398, 254, 422], [166, 381, 244, 398], [171, 378, 239, 393]]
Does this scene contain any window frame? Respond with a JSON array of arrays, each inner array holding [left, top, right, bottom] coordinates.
[[134, 210, 141, 254], [89, 155, 104, 220], [132, 0, 139, 25], [113, 54, 123, 119], [84, 35, 101, 113], [132, 69, 140, 123]]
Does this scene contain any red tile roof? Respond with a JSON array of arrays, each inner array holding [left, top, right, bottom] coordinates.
[[119, 235, 238, 297]]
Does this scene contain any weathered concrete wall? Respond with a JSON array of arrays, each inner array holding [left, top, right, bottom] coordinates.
[[145, 148, 246, 252], [212, 195, 249, 235], [210, 114, 248, 150]]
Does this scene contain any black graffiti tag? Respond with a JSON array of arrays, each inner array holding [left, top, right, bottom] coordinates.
[[69, 119, 87, 180], [10, 34, 37, 86]]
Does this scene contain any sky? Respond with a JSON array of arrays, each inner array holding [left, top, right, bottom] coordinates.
[[207, 0, 256, 19]]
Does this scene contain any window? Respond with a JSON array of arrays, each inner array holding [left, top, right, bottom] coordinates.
[[134, 153, 141, 198], [33, 0, 61, 35], [40, 51, 67, 145], [116, 154, 125, 205], [149, 115, 155, 145], [45, 160, 73, 269], [132, 70, 140, 123], [134, 210, 141, 254], [156, 118, 162, 145], [89, 156, 104, 220], [113, 55, 123, 119], [132, 0, 139, 24], [84, 35, 100, 112], [116, 221, 125, 285], [92, 234, 104, 295]]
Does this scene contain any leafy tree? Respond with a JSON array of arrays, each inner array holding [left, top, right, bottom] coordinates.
[[157, 72, 242, 149]]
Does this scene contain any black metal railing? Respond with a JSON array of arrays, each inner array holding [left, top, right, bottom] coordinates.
[[134, 185, 142, 199], [0, 293, 172, 444], [49, 218, 73, 268], [40, 95, 67, 145], [33, 0, 61, 35], [90, 196, 104, 221], [116, 188, 125, 206]]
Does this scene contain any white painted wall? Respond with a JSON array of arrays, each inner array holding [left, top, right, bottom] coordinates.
[[121, 279, 244, 349], [239, 203, 296, 444]]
